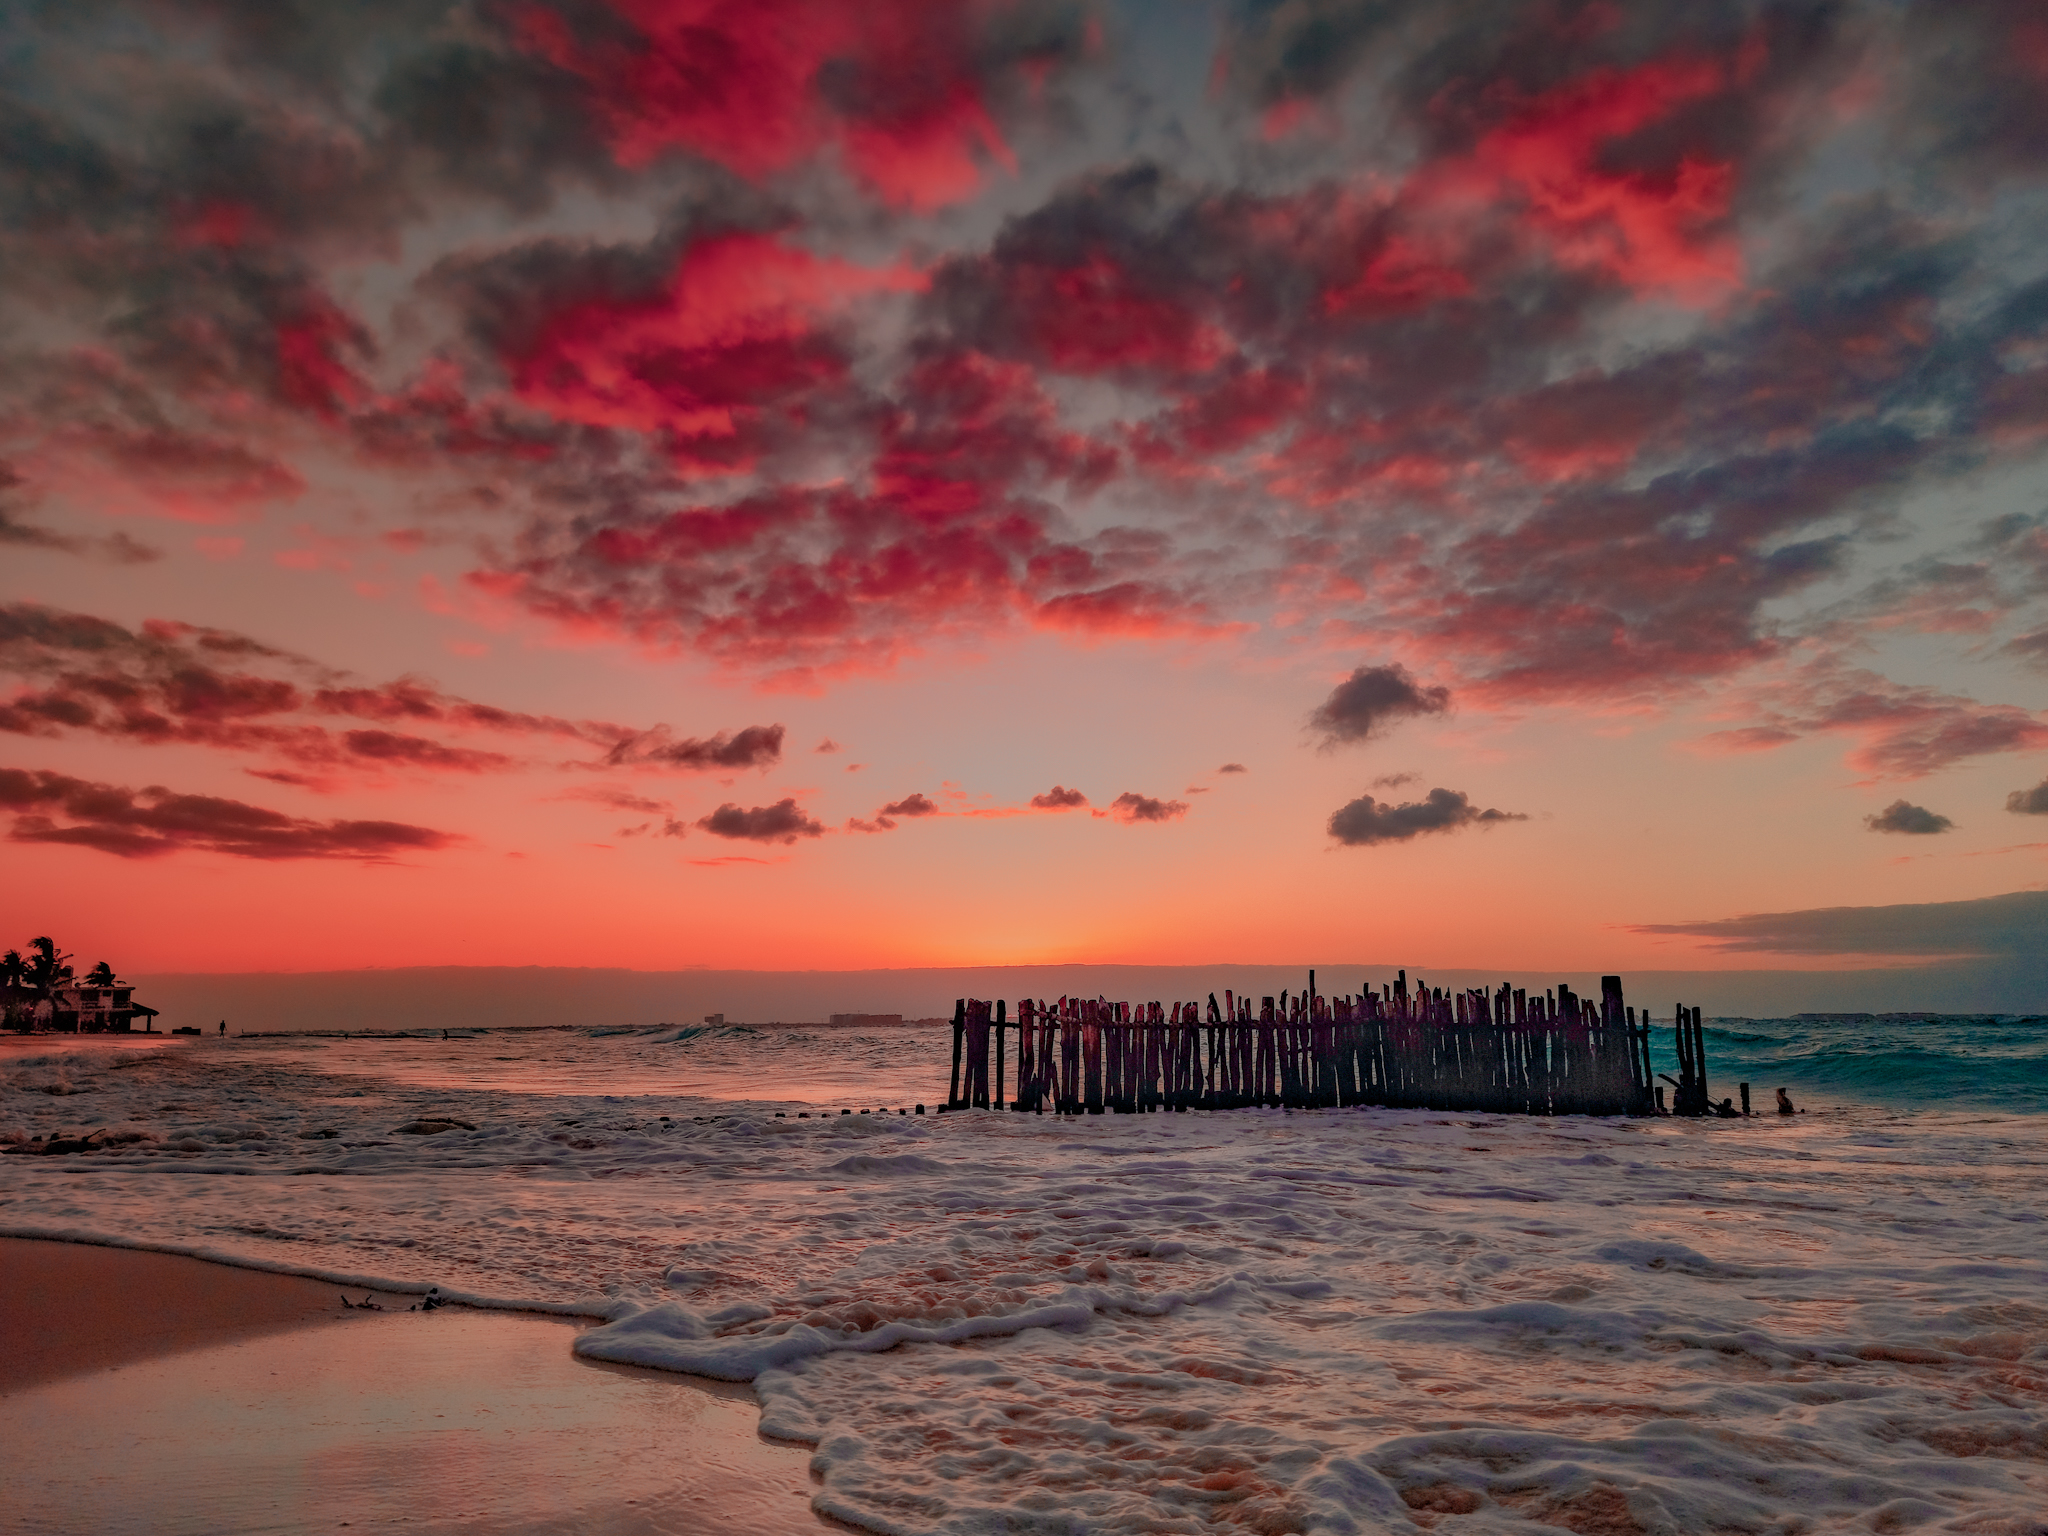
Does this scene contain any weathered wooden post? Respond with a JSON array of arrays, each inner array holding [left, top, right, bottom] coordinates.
[[1083, 1000, 1104, 1114], [1258, 996, 1277, 1106], [965, 999, 992, 1109], [949, 998, 965, 1109], [1060, 998, 1080, 1113], [994, 998, 1007, 1111]]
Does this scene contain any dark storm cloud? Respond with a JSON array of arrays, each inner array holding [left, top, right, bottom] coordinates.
[[1308, 664, 1451, 746], [2007, 777, 2048, 815], [1901, 0, 2048, 179], [1863, 799, 1954, 835], [0, 766, 459, 861], [1628, 888, 2048, 956], [371, 39, 622, 212], [697, 798, 826, 843], [1217, 0, 1415, 110], [1327, 786, 1525, 846]]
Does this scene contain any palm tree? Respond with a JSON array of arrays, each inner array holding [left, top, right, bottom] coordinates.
[[25, 936, 74, 1031], [86, 961, 117, 987], [1, 949, 25, 1032]]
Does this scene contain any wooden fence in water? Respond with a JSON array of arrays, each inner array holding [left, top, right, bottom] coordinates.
[[945, 973, 1708, 1118]]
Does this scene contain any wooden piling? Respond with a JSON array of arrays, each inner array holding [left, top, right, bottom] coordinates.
[[948, 998, 965, 1110], [994, 998, 1007, 1110], [937, 973, 1688, 1118]]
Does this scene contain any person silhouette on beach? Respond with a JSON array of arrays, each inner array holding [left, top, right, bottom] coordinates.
[[1714, 1096, 1740, 1118], [1776, 1087, 1797, 1115]]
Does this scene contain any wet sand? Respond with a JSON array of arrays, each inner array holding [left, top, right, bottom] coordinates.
[[0, 1239, 825, 1535]]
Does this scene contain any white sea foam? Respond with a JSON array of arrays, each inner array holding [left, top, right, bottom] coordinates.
[[4, 1030, 2045, 1534]]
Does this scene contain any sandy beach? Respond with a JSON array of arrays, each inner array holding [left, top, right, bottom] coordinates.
[[0, 1238, 824, 1536]]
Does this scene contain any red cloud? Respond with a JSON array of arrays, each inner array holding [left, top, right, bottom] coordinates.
[[1462, 52, 1746, 301], [11, 0, 2046, 774], [603, 724, 786, 771], [0, 766, 460, 861], [513, 0, 1059, 209], [1003, 253, 1232, 376], [339, 730, 512, 773], [505, 231, 922, 461], [274, 298, 373, 419], [0, 602, 751, 785], [1701, 659, 2048, 779]]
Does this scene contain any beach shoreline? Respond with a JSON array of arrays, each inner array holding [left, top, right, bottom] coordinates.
[[0, 1235, 417, 1392], [0, 1237, 826, 1535]]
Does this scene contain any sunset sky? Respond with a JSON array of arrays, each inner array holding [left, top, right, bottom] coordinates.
[[4, 0, 2047, 983]]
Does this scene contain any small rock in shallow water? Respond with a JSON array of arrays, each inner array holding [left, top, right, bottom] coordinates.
[[393, 1117, 476, 1135]]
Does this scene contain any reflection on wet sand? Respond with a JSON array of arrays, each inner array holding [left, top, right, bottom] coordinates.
[[1, 1243, 822, 1536]]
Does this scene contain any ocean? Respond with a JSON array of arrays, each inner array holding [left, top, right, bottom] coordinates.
[[4, 1014, 2044, 1534]]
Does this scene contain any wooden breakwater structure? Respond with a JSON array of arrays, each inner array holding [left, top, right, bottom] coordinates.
[[946, 973, 1714, 1118]]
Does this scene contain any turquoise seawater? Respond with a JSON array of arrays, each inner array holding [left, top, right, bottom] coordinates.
[[1649, 1015, 2048, 1115]]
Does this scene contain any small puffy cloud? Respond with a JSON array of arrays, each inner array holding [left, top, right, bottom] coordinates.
[[1309, 665, 1451, 747], [1328, 787, 1526, 847], [607, 724, 785, 771], [815, 738, 842, 753], [1370, 771, 1418, 790], [850, 791, 941, 832], [1110, 791, 1187, 824], [696, 798, 824, 843], [2004, 777, 2048, 816], [1030, 784, 1089, 809], [1217, 763, 1247, 774], [1864, 799, 1954, 835]]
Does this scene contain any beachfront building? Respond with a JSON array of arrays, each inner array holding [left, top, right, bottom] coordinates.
[[1, 980, 157, 1032]]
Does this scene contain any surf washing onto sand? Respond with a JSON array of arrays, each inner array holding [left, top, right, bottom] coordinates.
[[4, 1017, 2045, 1534]]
